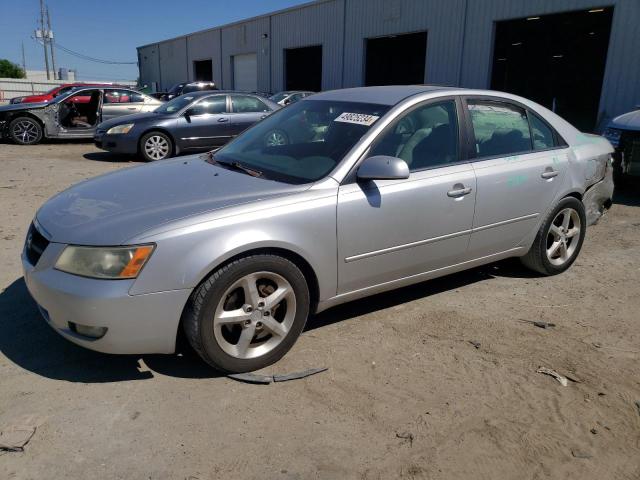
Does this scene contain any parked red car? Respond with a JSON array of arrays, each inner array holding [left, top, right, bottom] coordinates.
[[9, 83, 133, 104]]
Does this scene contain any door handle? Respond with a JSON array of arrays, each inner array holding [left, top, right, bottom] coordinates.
[[541, 169, 559, 179], [218, 117, 229, 123], [447, 184, 473, 198], [127, 107, 137, 110]]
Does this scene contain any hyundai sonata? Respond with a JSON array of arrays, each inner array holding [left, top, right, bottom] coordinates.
[[23, 86, 614, 373]]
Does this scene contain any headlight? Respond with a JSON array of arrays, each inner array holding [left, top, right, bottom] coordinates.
[[55, 244, 155, 279], [603, 128, 621, 147], [106, 123, 135, 135]]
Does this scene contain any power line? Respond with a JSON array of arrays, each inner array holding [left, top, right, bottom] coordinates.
[[34, 38, 137, 65]]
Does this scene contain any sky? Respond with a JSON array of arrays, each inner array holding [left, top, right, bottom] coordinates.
[[0, 0, 309, 81]]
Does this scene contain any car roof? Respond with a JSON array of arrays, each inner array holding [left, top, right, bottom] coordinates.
[[309, 85, 459, 105]]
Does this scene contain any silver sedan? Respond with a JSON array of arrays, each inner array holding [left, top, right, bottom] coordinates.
[[22, 86, 614, 373]]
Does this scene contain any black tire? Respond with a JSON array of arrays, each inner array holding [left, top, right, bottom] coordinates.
[[139, 131, 173, 161], [9, 116, 43, 145], [183, 254, 310, 373], [520, 197, 587, 275]]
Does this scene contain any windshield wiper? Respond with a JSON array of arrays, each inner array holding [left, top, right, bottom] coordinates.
[[205, 153, 262, 178]]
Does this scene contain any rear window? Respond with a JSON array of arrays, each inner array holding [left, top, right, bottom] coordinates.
[[468, 101, 532, 158]]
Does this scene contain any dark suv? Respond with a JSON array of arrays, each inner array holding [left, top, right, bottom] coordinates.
[[161, 81, 218, 101]]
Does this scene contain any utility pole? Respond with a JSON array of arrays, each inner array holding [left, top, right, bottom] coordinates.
[[21, 42, 27, 73], [46, 5, 56, 79], [39, 0, 50, 79]]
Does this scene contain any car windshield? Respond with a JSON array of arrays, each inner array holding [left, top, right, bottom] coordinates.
[[183, 84, 216, 94], [211, 100, 390, 184], [53, 86, 74, 97], [269, 92, 289, 103], [167, 83, 186, 95], [155, 95, 196, 114]]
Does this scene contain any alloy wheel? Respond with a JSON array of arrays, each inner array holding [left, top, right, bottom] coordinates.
[[13, 120, 39, 144], [144, 135, 170, 160], [546, 208, 581, 266], [213, 271, 296, 359], [265, 131, 287, 147]]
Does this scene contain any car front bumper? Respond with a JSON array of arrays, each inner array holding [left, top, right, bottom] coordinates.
[[22, 241, 192, 355], [93, 131, 139, 155]]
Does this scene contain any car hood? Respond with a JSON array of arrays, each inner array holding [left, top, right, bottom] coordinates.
[[97, 111, 167, 131], [0, 101, 49, 112], [609, 109, 640, 131], [36, 155, 307, 245]]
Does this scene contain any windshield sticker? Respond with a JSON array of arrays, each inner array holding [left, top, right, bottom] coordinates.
[[334, 112, 380, 126]]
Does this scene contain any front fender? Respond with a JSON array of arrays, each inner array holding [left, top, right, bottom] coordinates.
[[128, 190, 338, 302]]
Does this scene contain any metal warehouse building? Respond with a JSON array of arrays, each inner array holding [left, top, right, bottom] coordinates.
[[137, 0, 640, 131]]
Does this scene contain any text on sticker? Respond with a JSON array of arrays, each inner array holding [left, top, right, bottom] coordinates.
[[334, 112, 380, 126]]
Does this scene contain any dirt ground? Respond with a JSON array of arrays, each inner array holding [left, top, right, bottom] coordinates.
[[0, 140, 639, 480]]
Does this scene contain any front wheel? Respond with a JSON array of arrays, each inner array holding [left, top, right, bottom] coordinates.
[[520, 197, 586, 275], [140, 131, 173, 161], [264, 129, 289, 147], [9, 117, 43, 145], [183, 254, 310, 373]]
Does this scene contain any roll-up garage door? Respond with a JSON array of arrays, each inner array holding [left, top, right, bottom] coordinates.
[[232, 53, 257, 92]]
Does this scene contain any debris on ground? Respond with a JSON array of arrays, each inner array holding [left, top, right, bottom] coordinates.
[[273, 367, 328, 382], [536, 367, 569, 387], [521, 320, 556, 329], [468, 340, 481, 349], [228, 368, 328, 385], [395, 432, 414, 447], [563, 372, 582, 383], [635, 401, 640, 417], [533, 321, 556, 329], [590, 428, 598, 435], [227, 373, 273, 385], [571, 449, 593, 459], [0, 425, 37, 452]]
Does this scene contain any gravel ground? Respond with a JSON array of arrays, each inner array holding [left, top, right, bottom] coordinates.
[[1, 141, 639, 480]]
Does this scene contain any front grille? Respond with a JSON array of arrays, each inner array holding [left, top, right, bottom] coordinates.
[[25, 223, 50, 266]]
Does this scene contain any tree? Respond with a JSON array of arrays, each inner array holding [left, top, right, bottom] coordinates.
[[0, 59, 26, 79]]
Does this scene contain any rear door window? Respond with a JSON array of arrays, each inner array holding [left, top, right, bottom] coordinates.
[[104, 89, 137, 103], [231, 95, 271, 113], [468, 100, 533, 158]]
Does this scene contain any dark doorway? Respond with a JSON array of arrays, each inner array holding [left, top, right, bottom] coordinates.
[[491, 7, 613, 131], [365, 31, 427, 86], [194, 59, 213, 81], [285, 46, 322, 91]]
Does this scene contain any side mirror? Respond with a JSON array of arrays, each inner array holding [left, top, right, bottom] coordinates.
[[357, 155, 410, 181], [184, 107, 203, 118]]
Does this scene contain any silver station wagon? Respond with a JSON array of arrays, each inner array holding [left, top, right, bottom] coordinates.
[[22, 86, 614, 373]]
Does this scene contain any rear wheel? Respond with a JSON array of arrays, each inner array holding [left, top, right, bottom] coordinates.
[[520, 197, 586, 275], [9, 117, 43, 145], [183, 254, 310, 373], [140, 131, 173, 161]]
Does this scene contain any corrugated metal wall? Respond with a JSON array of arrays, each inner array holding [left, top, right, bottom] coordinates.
[[158, 38, 189, 90], [270, 0, 345, 92], [220, 17, 271, 89], [186, 29, 222, 86], [137, 0, 640, 126], [343, 0, 466, 87]]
